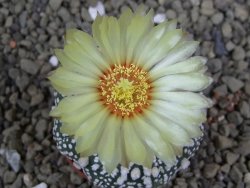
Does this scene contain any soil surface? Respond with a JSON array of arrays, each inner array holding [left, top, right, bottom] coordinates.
[[0, 0, 250, 187]]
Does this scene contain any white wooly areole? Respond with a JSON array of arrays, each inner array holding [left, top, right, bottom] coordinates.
[[50, 5, 212, 188]]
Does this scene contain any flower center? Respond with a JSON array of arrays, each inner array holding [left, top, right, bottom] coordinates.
[[98, 64, 152, 117]]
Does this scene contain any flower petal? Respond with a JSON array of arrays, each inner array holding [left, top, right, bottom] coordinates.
[[150, 100, 204, 137], [134, 19, 177, 64], [145, 109, 192, 148], [65, 29, 108, 69], [151, 56, 207, 80], [75, 109, 109, 155], [132, 115, 176, 165], [97, 115, 122, 173], [137, 29, 183, 70], [119, 8, 133, 61], [153, 73, 212, 92], [153, 91, 213, 109], [60, 102, 101, 126], [55, 49, 95, 78], [122, 119, 153, 168], [125, 9, 154, 63], [63, 43, 102, 75], [93, 16, 122, 64], [151, 41, 199, 72], [48, 68, 98, 96], [50, 93, 99, 117]]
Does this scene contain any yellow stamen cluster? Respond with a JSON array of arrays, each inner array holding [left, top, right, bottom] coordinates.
[[98, 64, 152, 117]]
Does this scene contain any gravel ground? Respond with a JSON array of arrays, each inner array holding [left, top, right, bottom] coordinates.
[[0, 0, 250, 187]]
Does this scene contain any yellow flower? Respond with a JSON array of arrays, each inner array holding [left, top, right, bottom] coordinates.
[[49, 7, 212, 175]]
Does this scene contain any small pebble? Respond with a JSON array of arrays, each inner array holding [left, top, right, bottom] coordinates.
[[88, 1, 105, 20], [154, 13, 166, 23], [49, 56, 59, 67], [222, 76, 244, 92], [203, 163, 220, 178], [32, 182, 48, 188], [232, 46, 245, 61]]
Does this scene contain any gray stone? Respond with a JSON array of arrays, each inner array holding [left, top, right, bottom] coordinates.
[[201, 0, 215, 16], [222, 76, 244, 92], [81, 7, 92, 22], [233, 46, 245, 61], [237, 61, 248, 71], [4, 108, 15, 122], [49, 0, 63, 11], [19, 11, 27, 28], [47, 173, 63, 184], [211, 12, 224, 25], [235, 4, 248, 21], [23, 160, 35, 173], [16, 74, 29, 91], [3, 171, 16, 184], [213, 84, 228, 96], [244, 173, 250, 183], [20, 59, 40, 75], [35, 119, 47, 140], [30, 92, 44, 106], [111, 0, 125, 8], [40, 164, 52, 175], [235, 141, 250, 156], [215, 135, 234, 150], [11, 173, 23, 188], [5, 16, 13, 27], [221, 164, 230, 173], [226, 152, 240, 165], [8, 68, 20, 80], [240, 101, 250, 118], [70, 172, 83, 185], [245, 83, 250, 95], [21, 133, 33, 145], [226, 41, 235, 52], [14, 3, 24, 14], [166, 9, 177, 19], [9, 92, 18, 105], [27, 85, 38, 96], [229, 166, 243, 183], [227, 111, 243, 126], [207, 59, 222, 73], [23, 173, 33, 187], [203, 163, 220, 178], [58, 7, 71, 22], [222, 22, 232, 38]]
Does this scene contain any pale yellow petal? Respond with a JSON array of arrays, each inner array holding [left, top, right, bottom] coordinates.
[[63, 43, 102, 75], [75, 109, 109, 155], [50, 93, 99, 117], [153, 91, 213, 109], [97, 115, 122, 173], [134, 19, 177, 64], [153, 73, 213, 92], [48, 67, 98, 96], [141, 29, 183, 69], [151, 56, 207, 80], [60, 102, 101, 126], [118, 8, 133, 62], [150, 100, 204, 137], [55, 49, 95, 78], [122, 119, 153, 168], [125, 9, 154, 63], [75, 108, 109, 137], [151, 41, 199, 72], [144, 110, 191, 147], [132, 115, 176, 165], [65, 29, 108, 69]]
